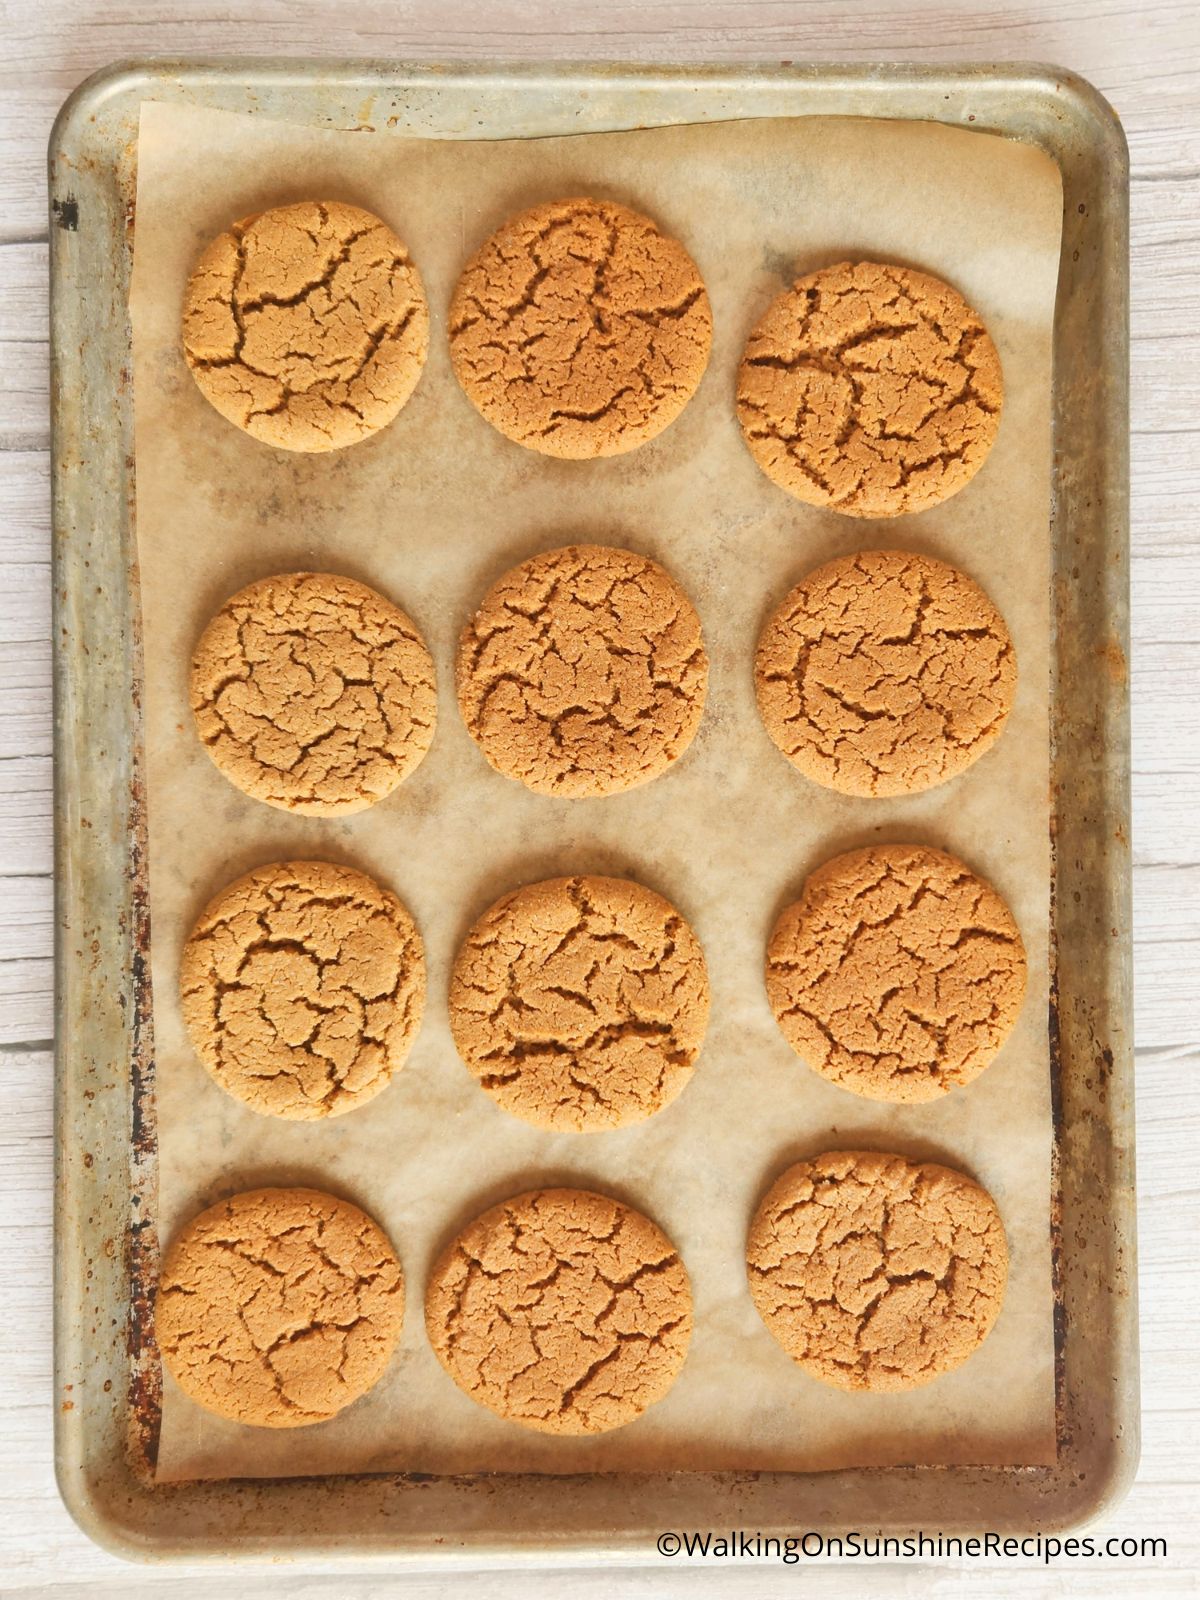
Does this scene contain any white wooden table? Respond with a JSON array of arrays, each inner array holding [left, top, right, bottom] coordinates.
[[2, 2, 1196, 1594]]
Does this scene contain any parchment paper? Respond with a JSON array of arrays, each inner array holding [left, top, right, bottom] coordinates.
[[129, 100, 1063, 1483]]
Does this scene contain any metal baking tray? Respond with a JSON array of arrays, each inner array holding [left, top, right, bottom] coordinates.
[[50, 60, 1134, 1563]]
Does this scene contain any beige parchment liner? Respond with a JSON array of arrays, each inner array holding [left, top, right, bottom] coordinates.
[[130, 101, 1062, 1482]]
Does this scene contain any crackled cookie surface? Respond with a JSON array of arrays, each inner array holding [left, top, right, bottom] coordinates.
[[426, 1188, 691, 1433], [181, 860, 425, 1120], [157, 1187, 404, 1427], [182, 200, 428, 451], [457, 545, 707, 797], [737, 260, 1003, 516], [449, 197, 712, 458], [450, 876, 709, 1131], [766, 844, 1026, 1102], [755, 550, 1016, 797], [191, 572, 436, 815], [748, 1151, 1008, 1391]]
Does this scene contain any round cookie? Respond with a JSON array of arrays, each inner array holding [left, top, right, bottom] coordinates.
[[426, 1188, 692, 1433], [180, 860, 425, 1120], [449, 876, 709, 1131], [157, 1187, 404, 1427], [737, 260, 1003, 516], [747, 1151, 1008, 1391], [456, 544, 707, 797], [449, 197, 712, 458], [755, 550, 1016, 797], [182, 199, 429, 452], [766, 844, 1026, 1103], [191, 572, 436, 815]]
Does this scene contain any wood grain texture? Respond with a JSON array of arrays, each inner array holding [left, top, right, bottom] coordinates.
[[0, 0, 1196, 1590]]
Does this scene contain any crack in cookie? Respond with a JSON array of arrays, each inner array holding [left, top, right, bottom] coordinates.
[[766, 844, 1026, 1103], [181, 859, 425, 1120], [191, 571, 436, 815], [456, 545, 707, 797], [747, 1151, 1008, 1391], [183, 200, 429, 452], [737, 261, 1003, 516], [449, 198, 712, 458], [426, 1188, 691, 1433], [755, 549, 1016, 797], [449, 875, 709, 1131], [157, 1187, 404, 1426]]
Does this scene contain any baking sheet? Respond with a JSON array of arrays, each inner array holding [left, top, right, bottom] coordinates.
[[129, 100, 1062, 1483]]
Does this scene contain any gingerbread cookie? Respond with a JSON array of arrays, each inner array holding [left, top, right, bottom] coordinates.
[[426, 1188, 691, 1433], [737, 260, 1003, 516], [747, 1151, 1008, 1391], [456, 545, 707, 797], [755, 550, 1016, 797], [191, 572, 436, 815], [449, 875, 709, 1131], [449, 197, 712, 458], [182, 200, 428, 451], [766, 844, 1026, 1102], [180, 860, 425, 1120], [157, 1187, 404, 1427]]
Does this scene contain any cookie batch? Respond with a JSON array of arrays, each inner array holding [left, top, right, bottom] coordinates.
[[161, 193, 1021, 1435]]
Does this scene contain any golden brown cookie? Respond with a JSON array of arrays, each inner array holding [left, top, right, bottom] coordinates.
[[747, 1151, 1008, 1391], [426, 1188, 691, 1433], [449, 197, 712, 458], [181, 860, 425, 1120], [737, 260, 1003, 516], [766, 844, 1026, 1103], [191, 572, 436, 815], [457, 545, 707, 797], [755, 550, 1016, 797], [182, 200, 429, 452], [157, 1187, 404, 1427], [449, 876, 709, 1132]]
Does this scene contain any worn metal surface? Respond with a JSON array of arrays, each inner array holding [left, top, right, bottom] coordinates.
[[50, 60, 1133, 1563]]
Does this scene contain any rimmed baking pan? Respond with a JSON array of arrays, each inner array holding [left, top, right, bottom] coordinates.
[[51, 60, 1133, 1562]]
